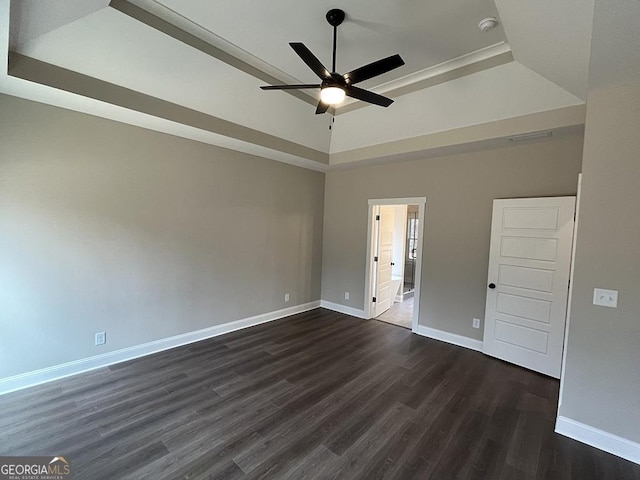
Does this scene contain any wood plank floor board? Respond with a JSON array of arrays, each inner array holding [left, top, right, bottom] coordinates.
[[429, 410, 489, 480], [277, 444, 340, 480], [350, 419, 424, 480], [234, 364, 408, 474], [324, 403, 416, 480], [321, 378, 408, 456], [79, 440, 170, 480], [1, 308, 639, 479]]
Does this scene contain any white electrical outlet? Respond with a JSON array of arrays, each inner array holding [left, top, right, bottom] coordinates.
[[473, 318, 481, 329], [284, 293, 290, 302], [345, 292, 350, 300], [593, 288, 618, 308], [95, 331, 106, 346]]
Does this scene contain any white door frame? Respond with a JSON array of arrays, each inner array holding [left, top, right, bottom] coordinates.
[[558, 174, 582, 406], [364, 197, 427, 333]]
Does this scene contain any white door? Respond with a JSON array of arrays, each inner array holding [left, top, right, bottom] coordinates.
[[375, 206, 395, 316], [482, 197, 575, 378]]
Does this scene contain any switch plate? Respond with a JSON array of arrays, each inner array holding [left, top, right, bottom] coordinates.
[[284, 293, 290, 302], [472, 318, 481, 329], [345, 292, 350, 300], [95, 331, 106, 346], [593, 288, 618, 308]]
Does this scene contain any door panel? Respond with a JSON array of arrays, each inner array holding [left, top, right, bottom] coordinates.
[[496, 293, 552, 324], [500, 237, 558, 261], [375, 207, 395, 316], [483, 197, 575, 378], [503, 207, 560, 230], [498, 264, 555, 292], [494, 320, 549, 353]]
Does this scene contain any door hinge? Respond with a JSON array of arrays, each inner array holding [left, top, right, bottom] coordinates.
[[375, 215, 380, 221], [374, 256, 378, 262], [372, 297, 377, 302]]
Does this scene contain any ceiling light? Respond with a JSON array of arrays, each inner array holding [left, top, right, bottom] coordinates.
[[320, 86, 346, 105], [478, 17, 499, 32]]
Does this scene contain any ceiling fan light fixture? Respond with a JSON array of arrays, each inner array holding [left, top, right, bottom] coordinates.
[[320, 86, 346, 105]]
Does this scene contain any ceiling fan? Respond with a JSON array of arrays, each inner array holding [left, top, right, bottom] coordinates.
[[260, 9, 405, 114]]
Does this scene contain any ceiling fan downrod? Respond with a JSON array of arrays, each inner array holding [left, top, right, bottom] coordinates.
[[326, 9, 345, 73]]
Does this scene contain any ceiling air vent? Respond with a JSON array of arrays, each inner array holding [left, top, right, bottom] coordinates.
[[507, 131, 553, 143]]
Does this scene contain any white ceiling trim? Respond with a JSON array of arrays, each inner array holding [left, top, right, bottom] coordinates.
[[349, 42, 510, 99]]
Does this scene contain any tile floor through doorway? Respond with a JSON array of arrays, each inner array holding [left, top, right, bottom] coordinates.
[[376, 296, 414, 329]]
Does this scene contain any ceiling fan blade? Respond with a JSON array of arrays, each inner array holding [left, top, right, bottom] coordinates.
[[290, 42, 332, 80], [315, 101, 330, 115], [260, 84, 320, 90], [345, 86, 394, 107], [343, 54, 405, 85]]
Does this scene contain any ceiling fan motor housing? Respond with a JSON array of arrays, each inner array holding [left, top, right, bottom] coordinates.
[[326, 9, 345, 27]]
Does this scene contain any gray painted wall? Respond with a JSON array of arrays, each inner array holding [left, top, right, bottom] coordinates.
[[0, 94, 324, 378], [558, 83, 640, 442], [558, 0, 640, 446], [322, 133, 583, 339]]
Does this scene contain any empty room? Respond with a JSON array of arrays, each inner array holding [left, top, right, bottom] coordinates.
[[0, 0, 639, 479]]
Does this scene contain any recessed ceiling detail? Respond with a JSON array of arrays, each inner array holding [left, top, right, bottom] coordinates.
[[1, 0, 588, 170]]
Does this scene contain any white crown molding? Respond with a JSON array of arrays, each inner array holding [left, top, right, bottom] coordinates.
[[0, 301, 321, 396], [379, 42, 510, 94], [338, 42, 512, 108]]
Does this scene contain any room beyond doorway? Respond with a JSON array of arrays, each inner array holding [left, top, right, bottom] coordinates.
[[376, 296, 414, 329], [364, 197, 426, 333]]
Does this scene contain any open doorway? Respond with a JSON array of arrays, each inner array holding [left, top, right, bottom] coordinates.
[[364, 197, 426, 332]]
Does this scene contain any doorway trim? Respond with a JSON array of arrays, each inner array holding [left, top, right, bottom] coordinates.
[[364, 197, 427, 333]]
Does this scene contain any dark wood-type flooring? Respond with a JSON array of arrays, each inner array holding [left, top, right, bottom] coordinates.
[[1, 308, 639, 479]]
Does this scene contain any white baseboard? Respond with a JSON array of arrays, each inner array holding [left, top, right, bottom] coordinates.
[[414, 325, 483, 352], [0, 301, 321, 396], [555, 416, 640, 465], [320, 300, 368, 319]]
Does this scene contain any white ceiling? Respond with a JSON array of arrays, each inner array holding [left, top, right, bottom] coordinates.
[[2, 0, 601, 168], [147, 0, 505, 88], [588, 0, 640, 91], [495, 0, 593, 100]]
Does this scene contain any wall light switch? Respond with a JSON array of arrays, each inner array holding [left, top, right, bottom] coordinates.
[[593, 288, 618, 308]]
